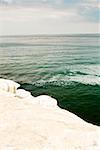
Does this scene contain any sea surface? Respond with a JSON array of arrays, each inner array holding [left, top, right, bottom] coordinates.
[[0, 34, 100, 125]]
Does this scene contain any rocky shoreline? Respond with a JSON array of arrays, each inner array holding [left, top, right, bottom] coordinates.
[[0, 79, 100, 150]]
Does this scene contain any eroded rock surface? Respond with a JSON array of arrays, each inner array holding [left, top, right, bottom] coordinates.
[[0, 79, 100, 150]]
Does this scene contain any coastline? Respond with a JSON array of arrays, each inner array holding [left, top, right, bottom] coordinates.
[[0, 79, 100, 149]]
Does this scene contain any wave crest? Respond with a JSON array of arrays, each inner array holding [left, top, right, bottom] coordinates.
[[34, 74, 100, 87]]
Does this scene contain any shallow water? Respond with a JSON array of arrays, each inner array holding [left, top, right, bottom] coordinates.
[[0, 34, 100, 125]]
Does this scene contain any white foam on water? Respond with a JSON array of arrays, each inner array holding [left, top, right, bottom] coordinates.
[[69, 75, 100, 85], [30, 64, 100, 86], [70, 65, 100, 76], [34, 74, 100, 86]]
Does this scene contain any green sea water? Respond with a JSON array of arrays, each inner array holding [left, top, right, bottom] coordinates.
[[0, 34, 100, 125]]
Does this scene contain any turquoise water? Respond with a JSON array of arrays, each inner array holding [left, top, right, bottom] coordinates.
[[0, 34, 100, 125]]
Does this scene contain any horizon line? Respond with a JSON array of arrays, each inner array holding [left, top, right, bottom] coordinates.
[[0, 33, 100, 37]]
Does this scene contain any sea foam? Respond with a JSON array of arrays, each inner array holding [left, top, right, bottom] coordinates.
[[33, 74, 100, 87]]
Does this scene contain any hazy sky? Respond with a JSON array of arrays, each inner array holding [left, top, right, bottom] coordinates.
[[0, 0, 100, 35]]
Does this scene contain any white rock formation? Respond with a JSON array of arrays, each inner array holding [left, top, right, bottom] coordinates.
[[0, 78, 20, 93], [0, 79, 100, 150], [16, 89, 32, 99], [35, 95, 57, 108]]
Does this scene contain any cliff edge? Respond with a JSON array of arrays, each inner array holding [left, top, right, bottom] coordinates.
[[0, 79, 100, 150]]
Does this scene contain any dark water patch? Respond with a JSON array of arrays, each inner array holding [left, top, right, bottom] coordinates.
[[20, 82, 100, 126], [74, 71, 88, 75]]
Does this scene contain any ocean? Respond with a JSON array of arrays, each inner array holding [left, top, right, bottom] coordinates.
[[0, 34, 100, 125]]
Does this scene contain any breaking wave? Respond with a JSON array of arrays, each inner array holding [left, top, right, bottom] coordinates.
[[33, 74, 100, 87]]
